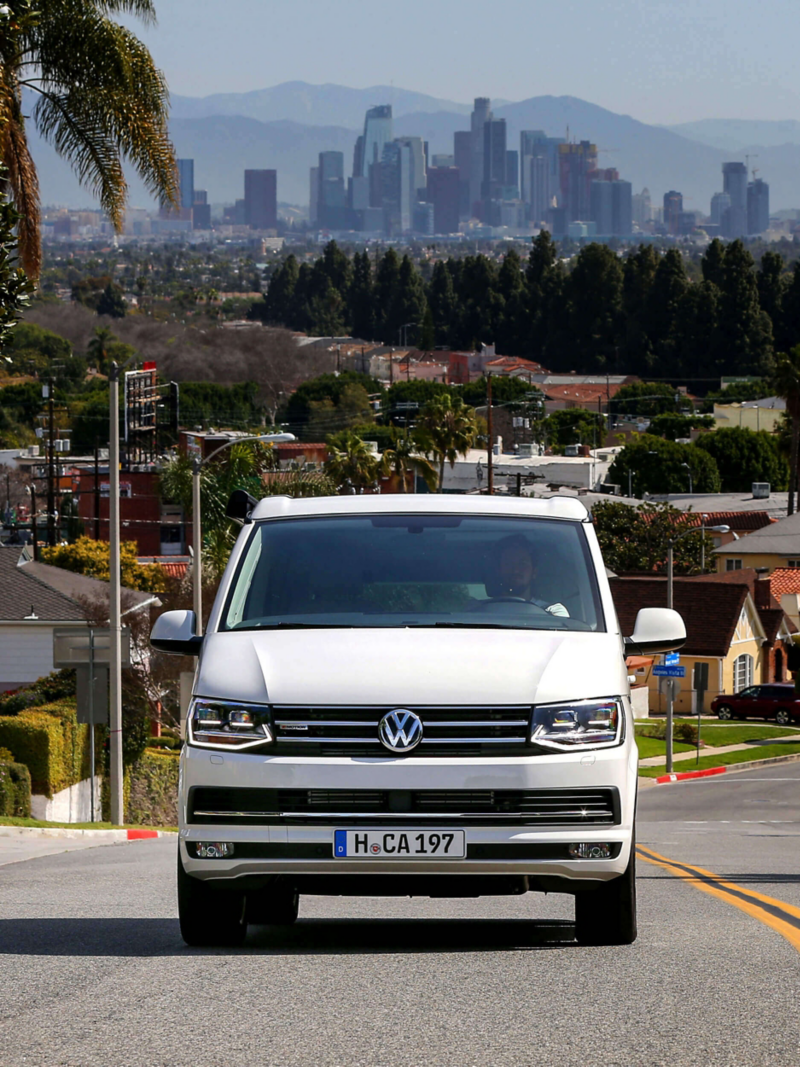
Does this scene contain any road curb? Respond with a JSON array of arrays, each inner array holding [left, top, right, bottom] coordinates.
[[0, 827, 170, 841], [641, 750, 800, 786]]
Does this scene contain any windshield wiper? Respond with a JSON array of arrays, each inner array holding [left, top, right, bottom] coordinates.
[[232, 623, 354, 631]]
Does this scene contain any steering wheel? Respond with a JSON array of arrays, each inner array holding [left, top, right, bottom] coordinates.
[[475, 597, 549, 614]]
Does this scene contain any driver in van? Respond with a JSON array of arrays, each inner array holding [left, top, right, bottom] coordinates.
[[494, 535, 570, 617]]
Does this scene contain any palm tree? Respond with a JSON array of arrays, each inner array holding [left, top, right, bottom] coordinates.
[[415, 394, 479, 492], [379, 436, 437, 493], [0, 0, 177, 276], [773, 345, 800, 515], [324, 431, 378, 493]]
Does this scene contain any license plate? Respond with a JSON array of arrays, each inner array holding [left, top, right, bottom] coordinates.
[[333, 829, 465, 859]]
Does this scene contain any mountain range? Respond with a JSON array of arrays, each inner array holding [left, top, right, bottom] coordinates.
[[27, 81, 800, 214]]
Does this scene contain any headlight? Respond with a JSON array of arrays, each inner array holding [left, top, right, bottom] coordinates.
[[530, 698, 623, 751], [188, 699, 273, 751]]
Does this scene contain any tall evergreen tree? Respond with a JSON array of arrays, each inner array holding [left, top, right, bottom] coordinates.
[[778, 260, 800, 353], [348, 251, 375, 339], [716, 240, 773, 376], [701, 238, 726, 288], [566, 243, 624, 372], [374, 249, 401, 343], [427, 260, 459, 348], [643, 249, 688, 374], [757, 250, 786, 340], [255, 254, 298, 324], [621, 244, 659, 374]]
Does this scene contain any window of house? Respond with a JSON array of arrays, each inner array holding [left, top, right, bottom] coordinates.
[[734, 653, 754, 691], [726, 559, 743, 571], [787, 560, 800, 569]]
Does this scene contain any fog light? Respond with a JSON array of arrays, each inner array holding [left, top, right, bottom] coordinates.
[[194, 842, 234, 859], [569, 843, 612, 859]]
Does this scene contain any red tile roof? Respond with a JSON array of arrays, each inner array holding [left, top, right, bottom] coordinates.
[[679, 511, 774, 533], [609, 577, 750, 657], [768, 568, 800, 599], [541, 383, 624, 403]]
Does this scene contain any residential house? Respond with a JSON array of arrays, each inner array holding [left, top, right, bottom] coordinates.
[[610, 575, 794, 714], [0, 546, 157, 692], [715, 509, 800, 573]]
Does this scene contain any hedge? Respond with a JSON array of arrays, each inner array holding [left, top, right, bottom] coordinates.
[[0, 699, 94, 798], [0, 761, 32, 817], [102, 748, 179, 826]]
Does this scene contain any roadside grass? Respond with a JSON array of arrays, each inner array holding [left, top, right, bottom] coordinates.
[[638, 741, 800, 778], [636, 722, 800, 748], [635, 736, 695, 759], [0, 816, 177, 832]]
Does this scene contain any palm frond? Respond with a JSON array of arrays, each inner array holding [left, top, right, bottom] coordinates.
[[1, 111, 40, 277], [91, 1, 158, 25]]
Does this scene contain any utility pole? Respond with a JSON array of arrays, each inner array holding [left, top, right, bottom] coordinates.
[[30, 482, 38, 561], [94, 441, 101, 540], [46, 379, 56, 547], [108, 363, 123, 826], [487, 373, 494, 495]]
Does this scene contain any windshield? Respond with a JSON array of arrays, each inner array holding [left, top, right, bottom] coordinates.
[[221, 514, 605, 632]]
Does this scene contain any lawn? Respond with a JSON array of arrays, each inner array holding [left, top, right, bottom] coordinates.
[[635, 735, 695, 760], [638, 742, 800, 777]]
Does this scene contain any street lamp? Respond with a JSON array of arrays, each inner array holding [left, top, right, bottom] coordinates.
[[192, 433, 295, 634], [664, 522, 730, 772], [681, 462, 693, 494]]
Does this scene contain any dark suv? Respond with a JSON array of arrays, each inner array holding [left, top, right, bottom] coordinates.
[[711, 684, 800, 725]]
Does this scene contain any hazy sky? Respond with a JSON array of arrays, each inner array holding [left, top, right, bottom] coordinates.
[[126, 0, 800, 125]]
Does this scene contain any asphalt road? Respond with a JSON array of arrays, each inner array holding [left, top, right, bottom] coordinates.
[[1, 764, 799, 1067]]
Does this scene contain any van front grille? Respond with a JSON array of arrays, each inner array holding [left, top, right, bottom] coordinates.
[[272, 705, 530, 757]]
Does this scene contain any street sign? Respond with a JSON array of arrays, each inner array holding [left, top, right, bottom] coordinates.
[[53, 627, 130, 668], [664, 652, 680, 665], [76, 665, 109, 725], [653, 665, 686, 678]]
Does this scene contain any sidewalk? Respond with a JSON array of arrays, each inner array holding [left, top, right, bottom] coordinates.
[[0, 826, 170, 868], [638, 733, 800, 767]]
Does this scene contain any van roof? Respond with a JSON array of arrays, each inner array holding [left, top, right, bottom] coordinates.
[[249, 494, 590, 523]]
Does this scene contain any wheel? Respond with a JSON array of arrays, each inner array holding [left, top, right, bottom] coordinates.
[[574, 848, 637, 946], [246, 883, 300, 926], [716, 704, 734, 721], [775, 707, 792, 725], [177, 849, 247, 947]]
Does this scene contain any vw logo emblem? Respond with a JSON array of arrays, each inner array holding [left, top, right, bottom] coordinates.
[[378, 709, 423, 753]]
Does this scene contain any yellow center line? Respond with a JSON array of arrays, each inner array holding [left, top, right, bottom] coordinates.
[[636, 844, 800, 954]]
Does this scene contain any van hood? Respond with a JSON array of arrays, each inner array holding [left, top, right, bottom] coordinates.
[[194, 628, 627, 707]]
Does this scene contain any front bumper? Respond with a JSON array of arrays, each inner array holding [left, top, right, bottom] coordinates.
[[178, 741, 638, 888]]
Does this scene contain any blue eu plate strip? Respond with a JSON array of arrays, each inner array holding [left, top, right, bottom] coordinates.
[[334, 830, 347, 857]]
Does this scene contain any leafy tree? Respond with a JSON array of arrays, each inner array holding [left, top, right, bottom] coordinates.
[[608, 434, 721, 496], [378, 436, 437, 493], [0, 166, 33, 349], [324, 430, 378, 492], [694, 426, 788, 492], [0, 0, 176, 276], [40, 536, 165, 592], [415, 393, 479, 491], [593, 500, 714, 575], [772, 345, 800, 514], [613, 381, 683, 418], [460, 376, 537, 407], [305, 381, 374, 440], [543, 408, 606, 453], [284, 371, 381, 439], [647, 413, 715, 441]]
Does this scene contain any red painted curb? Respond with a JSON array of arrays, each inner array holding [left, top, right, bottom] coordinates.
[[126, 829, 159, 839], [656, 766, 728, 784]]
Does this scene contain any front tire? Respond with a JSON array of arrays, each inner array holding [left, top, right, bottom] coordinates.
[[246, 883, 300, 926], [716, 704, 734, 721], [177, 849, 248, 947], [574, 848, 637, 946], [775, 707, 792, 725]]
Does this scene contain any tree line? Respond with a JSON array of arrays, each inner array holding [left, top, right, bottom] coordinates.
[[249, 236, 800, 382]]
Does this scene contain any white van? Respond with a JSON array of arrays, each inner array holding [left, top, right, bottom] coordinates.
[[151, 494, 685, 947]]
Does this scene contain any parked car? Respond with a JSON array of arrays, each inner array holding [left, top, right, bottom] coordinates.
[[151, 494, 685, 948], [711, 683, 800, 725]]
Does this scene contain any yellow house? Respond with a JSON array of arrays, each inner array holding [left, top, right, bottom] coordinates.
[[715, 509, 800, 574], [713, 396, 785, 433], [611, 575, 794, 714]]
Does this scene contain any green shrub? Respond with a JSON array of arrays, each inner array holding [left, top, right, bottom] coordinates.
[[0, 761, 31, 817], [0, 699, 93, 797], [0, 670, 76, 717], [640, 720, 698, 745], [126, 750, 179, 826], [146, 736, 182, 751]]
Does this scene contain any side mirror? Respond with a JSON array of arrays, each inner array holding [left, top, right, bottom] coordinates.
[[625, 607, 686, 656], [150, 609, 203, 656], [226, 489, 258, 525]]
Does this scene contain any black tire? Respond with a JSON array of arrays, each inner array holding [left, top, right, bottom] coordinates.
[[775, 707, 792, 725], [574, 847, 637, 946], [177, 849, 247, 947], [716, 704, 734, 721], [246, 883, 300, 926]]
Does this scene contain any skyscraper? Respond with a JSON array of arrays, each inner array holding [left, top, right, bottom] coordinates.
[[177, 159, 194, 210], [521, 131, 563, 225], [317, 151, 346, 227], [309, 167, 319, 225], [632, 187, 651, 227], [453, 130, 471, 218], [360, 105, 393, 177], [611, 181, 632, 236], [722, 162, 748, 237], [663, 190, 683, 234], [747, 178, 769, 235], [558, 141, 598, 222], [505, 150, 519, 196], [395, 136, 427, 225], [590, 180, 613, 235], [482, 118, 507, 201], [244, 170, 277, 230], [470, 98, 492, 216], [710, 191, 731, 226], [427, 166, 460, 234]]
